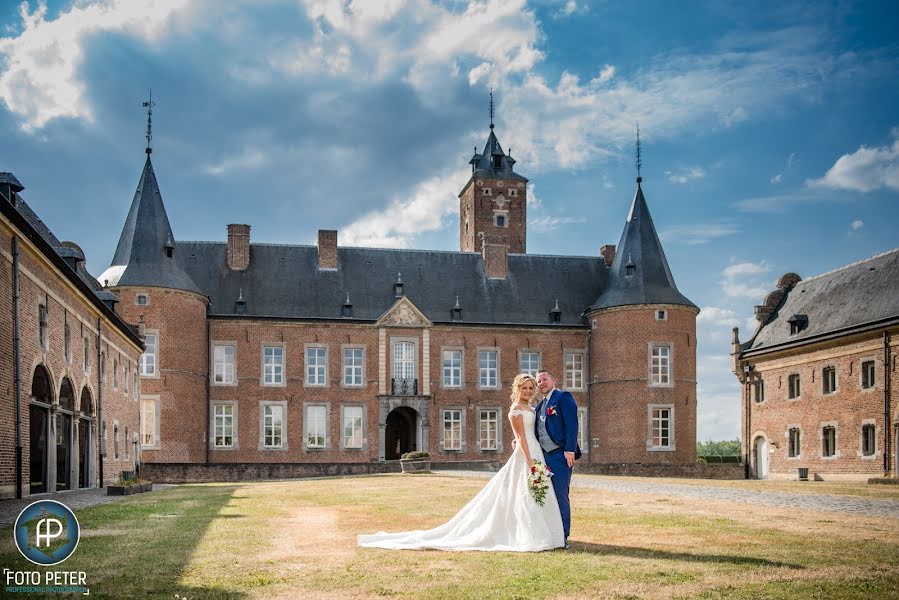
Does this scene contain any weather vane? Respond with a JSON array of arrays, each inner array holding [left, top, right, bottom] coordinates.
[[635, 122, 642, 182], [489, 87, 495, 130], [143, 90, 156, 154]]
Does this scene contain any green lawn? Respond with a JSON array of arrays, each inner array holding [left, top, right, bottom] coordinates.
[[1, 474, 897, 599]]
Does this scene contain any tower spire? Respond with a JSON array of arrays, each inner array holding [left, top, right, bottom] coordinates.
[[489, 87, 495, 130], [635, 122, 642, 183], [142, 90, 156, 155]]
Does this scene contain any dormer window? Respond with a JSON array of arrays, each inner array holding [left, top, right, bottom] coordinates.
[[493, 155, 502, 169], [625, 260, 636, 277], [788, 314, 808, 335]]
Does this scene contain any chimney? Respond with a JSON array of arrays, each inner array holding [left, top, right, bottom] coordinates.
[[318, 229, 338, 270], [483, 243, 508, 279], [227, 224, 251, 271], [600, 244, 616, 267]]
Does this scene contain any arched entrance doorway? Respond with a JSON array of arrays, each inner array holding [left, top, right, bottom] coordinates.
[[78, 388, 93, 488], [29, 366, 52, 494], [385, 407, 419, 460], [56, 378, 75, 491], [754, 436, 768, 480]]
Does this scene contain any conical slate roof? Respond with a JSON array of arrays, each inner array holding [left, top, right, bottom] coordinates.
[[99, 156, 201, 293], [468, 127, 527, 181], [589, 179, 696, 311]]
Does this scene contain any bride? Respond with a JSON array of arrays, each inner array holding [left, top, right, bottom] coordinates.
[[357, 373, 565, 552]]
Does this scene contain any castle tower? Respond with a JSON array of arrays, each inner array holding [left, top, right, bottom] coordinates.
[[99, 105, 209, 465], [459, 93, 528, 254], [585, 171, 699, 464]]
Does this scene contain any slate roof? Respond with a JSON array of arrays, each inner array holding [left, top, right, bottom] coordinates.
[[177, 243, 607, 326], [590, 180, 696, 311], [468, 127, 527, 182], [99, 156, 201, 293], [745, 248, 899, 354]]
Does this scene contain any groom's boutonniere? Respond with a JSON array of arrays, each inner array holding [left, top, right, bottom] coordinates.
[[546, 406, 558, 416]]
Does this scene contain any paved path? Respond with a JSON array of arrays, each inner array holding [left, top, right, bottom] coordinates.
[[442, 471, 899, 520], [0, 485, 177, 528]]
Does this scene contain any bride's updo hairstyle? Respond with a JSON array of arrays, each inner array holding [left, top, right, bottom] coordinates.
[[509, 373, 537, 405]]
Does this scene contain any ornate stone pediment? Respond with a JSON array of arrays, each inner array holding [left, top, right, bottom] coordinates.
[[377, 297, 432, 327]]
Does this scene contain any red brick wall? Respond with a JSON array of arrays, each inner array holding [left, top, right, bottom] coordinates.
[[113, 286, 209, 464], [744, 330, 898, 479], [0, 216, 143, 498], [588, 304, 698, 464], [459, 178, 526, 254], [226, 224, 250, 271]]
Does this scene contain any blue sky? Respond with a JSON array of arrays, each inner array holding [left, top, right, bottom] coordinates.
[[2, 0, 897, 441]]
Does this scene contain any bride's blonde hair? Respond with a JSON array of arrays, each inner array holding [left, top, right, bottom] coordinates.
[[509, 373, 537, 405]]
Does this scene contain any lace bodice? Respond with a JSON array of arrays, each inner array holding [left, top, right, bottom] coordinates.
[[508, 409, 542, 459]]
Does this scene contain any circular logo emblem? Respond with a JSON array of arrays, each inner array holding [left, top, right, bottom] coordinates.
[[14, 500, 80, 566]]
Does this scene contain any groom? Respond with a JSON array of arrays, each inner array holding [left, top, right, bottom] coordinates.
[[535, 371, 581, 549]]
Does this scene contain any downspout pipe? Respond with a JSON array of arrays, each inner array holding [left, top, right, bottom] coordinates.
[[97, 318, 104, 487], [205, 308, 211, 465], [585, 329, 592, 464], [885, 332, 892, 475], [12, 236, 23, 499]]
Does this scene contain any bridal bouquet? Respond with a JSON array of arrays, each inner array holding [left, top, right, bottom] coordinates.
[[528, 461, 554, 506]]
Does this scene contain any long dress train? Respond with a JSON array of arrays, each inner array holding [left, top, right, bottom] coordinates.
[[357, 409, 565, 551]]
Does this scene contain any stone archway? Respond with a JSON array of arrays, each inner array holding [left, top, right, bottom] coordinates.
[[78, 388, 94, 489], [385, 407, 418, 460], [753, 436, 769, 480], [29, 365, 53, 494]]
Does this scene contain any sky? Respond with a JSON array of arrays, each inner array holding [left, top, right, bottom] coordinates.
[[2, 0, 898, 442]]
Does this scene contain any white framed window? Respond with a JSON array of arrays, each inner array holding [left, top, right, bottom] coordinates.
[[507, 188, 517, 197], [655, 309, 668, 321], [112, 358, 118, 389], [393, 341, 416, 380], [305, 345, 328, 386], [788, 427, 801, 458], [140, 331, 158, 377], [213, 403, 234, 448], [343, 347, 364, 387], [113, 421, 119, 460], [261, 403, 285, 449], [479, 409, 499, 450], [140, 396, 160, 449], [442, 349, 463, 388], [342, 405, 364, 449], [648, 405, 674, 450], [482, 187, 492, 196], [83, 336, 91, 372], [788, 373, 801, 399], [861, 360, 876, 389], [262, 344, 284, 386], [100, 352, 106, 383], [38, 303, 49, 352], [649, 344, 671, 386], [479, 349, 499, 389], [443, 409, 463, 450], [494, 211, 508, 228], [564, 351, 585, 390], [124, 363, 129, 394], [861, 422, 876, 457], [754, 379, 765, 403], [124, 426, 129, 460], [305, 404, 328, 449], [135, 293, 149, 306], [213, 344, 236, 385], [519, 350, 540, 377], [822, 366, 837, 395]]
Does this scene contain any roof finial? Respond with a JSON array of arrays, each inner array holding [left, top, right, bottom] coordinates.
[[142, 90, 156, 155], [489, 87, 495, 130], [635, 122, 642, 184]]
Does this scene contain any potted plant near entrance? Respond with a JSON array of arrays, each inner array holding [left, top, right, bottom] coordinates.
[[400, 451, 431, 474]]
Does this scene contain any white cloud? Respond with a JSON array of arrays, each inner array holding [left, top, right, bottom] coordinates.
[[697, 306, 739, 328], [0, 0, 192, 131], [734, 190, 850, 213], [720, 261, 772, 299], [665, 166, 706, 184], [851, 219, 864, 231], [660, 222, 739, 245], [807, 132, 899, 192], [526, 182, 542, 209], [591, 64, 615, 85], [769, 173, 782, 184], [555, 0, 588, 18], [770, 152, 796, 185], [721, 106, 747, 127], [340, 168, 468, 248], [529, 215, 586, 233], [202, 149, 267, 176]]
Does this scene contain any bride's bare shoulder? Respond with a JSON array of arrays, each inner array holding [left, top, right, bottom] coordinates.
[[508, 403, 534, 417]]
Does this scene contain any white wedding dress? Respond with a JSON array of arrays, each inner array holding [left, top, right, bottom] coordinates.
[[357, 409, 565, 552]]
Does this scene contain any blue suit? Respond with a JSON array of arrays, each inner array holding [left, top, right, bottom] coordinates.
[[535, 388, 581, 540]]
